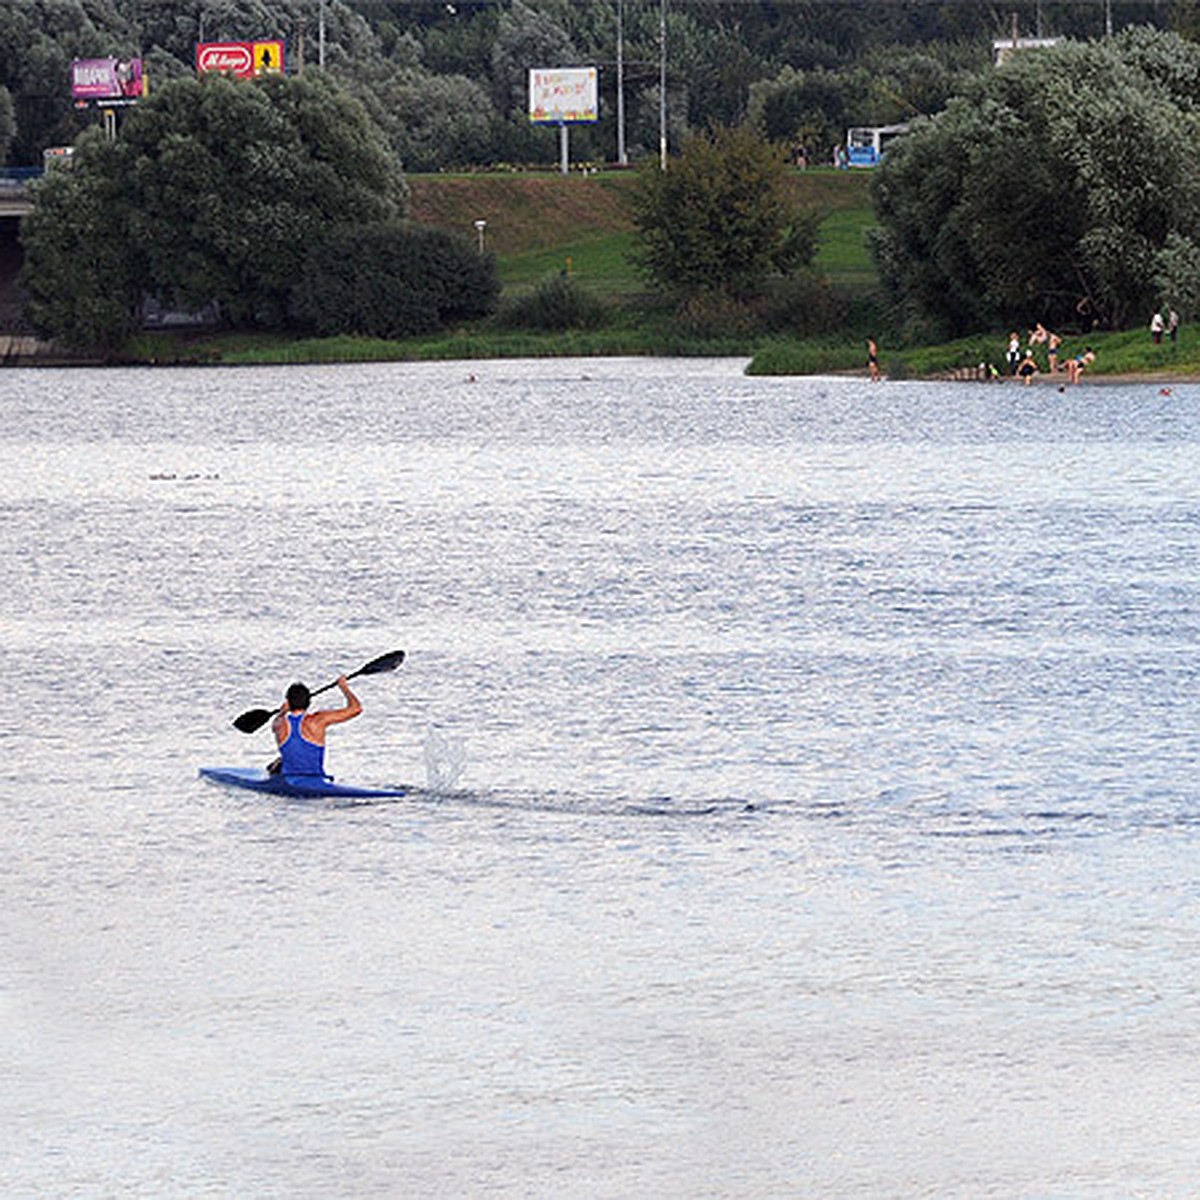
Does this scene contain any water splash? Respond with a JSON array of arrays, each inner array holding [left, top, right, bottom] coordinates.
[[422, 724, 468, 792]]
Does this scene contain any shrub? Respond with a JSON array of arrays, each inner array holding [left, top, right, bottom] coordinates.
[[754, 272, 847, 336], [498, 275, 608, 331], [672, 291, 755, 339], [291, 221, 499, 338]]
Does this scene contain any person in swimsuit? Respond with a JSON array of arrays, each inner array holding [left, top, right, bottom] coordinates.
[[867, 337, 880, 382], [1047, 332, 1061, 372], [269, 676, 363, 778], [1066, 348, 1095, 384]]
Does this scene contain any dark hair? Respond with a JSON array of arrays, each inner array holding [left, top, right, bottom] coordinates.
[[286, 682, 311, 710]]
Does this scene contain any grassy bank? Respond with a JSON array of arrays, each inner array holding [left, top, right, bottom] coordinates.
[[750, 324, 1200, 379], [128, 306, 1200, 379], [127, 324, 755, 366]]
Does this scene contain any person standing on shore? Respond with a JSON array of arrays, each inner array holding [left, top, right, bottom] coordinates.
[[1151, 310, 1165, 343], [1048, 331, 1062, 373], [867, 338, 881, 382], [1169, 308, 1180, 343], [1005, 332, 1021, 375]]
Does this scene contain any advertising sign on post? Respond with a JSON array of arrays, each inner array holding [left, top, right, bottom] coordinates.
[[528, 68, 599, 125], [71, 58, 145, 106], [529, 67, 599, 175], [196, 41, 286, 79]]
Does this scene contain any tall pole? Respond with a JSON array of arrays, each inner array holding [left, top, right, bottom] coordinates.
[[319, 0, 326, 67], [616, 0, 627, 166], [1105, 0, 1113, 37], [658, 0, 667, 170]]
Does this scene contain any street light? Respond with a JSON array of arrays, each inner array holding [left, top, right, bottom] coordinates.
[[474, 219, 487, 254], [659, 0, 667, 170], [616, 0, 627, 167]]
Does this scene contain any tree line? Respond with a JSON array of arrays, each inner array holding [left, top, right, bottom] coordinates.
[[0, 1, 1190, 171]]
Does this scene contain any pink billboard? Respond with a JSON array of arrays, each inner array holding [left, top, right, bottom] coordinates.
[[71, 58, 144, 103]]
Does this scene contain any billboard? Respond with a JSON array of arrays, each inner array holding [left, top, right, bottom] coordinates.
[[529, 68, 599, 124], [196, 41, 285, 79], [72, 58, 145, 105]]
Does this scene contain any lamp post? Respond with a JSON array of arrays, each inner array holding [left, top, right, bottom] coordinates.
[[658, 0, 667, 170], [616, 0, 627, 167], [474, 219, 487, 255]]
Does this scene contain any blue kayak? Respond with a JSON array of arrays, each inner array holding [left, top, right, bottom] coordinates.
[[199, 766, 407, 799]]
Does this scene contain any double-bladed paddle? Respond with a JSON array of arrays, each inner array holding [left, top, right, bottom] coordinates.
[[232, 650, 406, 733]]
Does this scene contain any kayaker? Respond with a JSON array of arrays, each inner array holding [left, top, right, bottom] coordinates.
[[268, 676, 362, 777]]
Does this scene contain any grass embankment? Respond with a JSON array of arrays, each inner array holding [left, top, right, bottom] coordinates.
[[409, 167, 875, 296]]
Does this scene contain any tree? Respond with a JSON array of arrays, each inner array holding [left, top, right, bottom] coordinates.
[[20, 129, 141, 351], [363, 69, 497, 173], [490, 0, 577, 119], [748, 67, 865, 159], [123, 72, 406, 327], [628, 124, 817, 303], [871, 28, 1200, 335]]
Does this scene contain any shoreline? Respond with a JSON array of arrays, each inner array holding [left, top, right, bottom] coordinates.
[[2, 333, 1197, 384]]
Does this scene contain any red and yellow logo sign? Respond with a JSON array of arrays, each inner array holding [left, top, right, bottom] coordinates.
[[196, 41, 285, 79]]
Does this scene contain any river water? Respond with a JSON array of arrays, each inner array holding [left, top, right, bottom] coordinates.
[[3, 358, 1200, 1196]]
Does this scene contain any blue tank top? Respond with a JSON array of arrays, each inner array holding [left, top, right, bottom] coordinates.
[[280, 713, 327, 779]]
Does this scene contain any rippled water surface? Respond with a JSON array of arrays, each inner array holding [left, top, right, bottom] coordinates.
[[4, 359, 1200, 1196]]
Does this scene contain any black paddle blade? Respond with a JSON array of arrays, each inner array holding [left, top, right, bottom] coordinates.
[[233, 707, 275, 734], [356, 649, 406, 676]]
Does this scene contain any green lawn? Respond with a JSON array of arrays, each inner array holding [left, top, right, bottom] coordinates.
[[814, 207, 877, 290], [498, 230, 641, 298], [497, 188, 880, 300], [414, 166, 882, 303]]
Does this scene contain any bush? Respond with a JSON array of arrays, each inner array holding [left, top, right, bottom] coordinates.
[[671, 291, 755, 339], [628, 125, 818, 302], [754, 272, 847, 336], [498, 275, 608, 331], [291, 221, 499, 338]]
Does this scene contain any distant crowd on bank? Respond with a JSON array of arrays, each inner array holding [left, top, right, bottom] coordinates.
[[995, 307, 1180, 386], [1003, 324, 1099, 384], [1002, 324, 1093, 385]]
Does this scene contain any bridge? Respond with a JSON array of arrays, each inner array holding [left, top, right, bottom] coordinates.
[[0, 171, 37, 339], [0, 169, 36, 217]]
